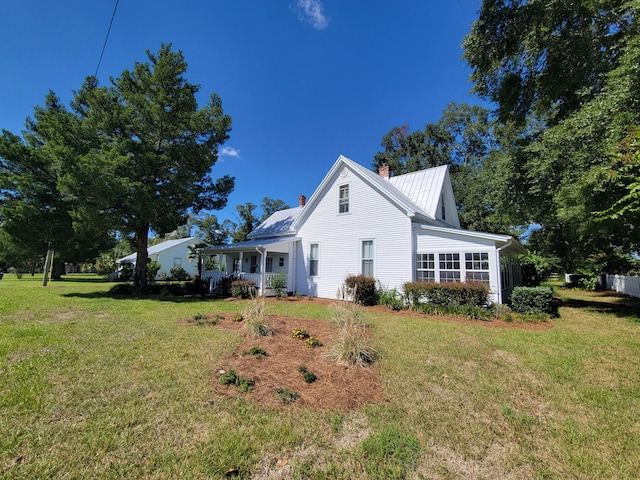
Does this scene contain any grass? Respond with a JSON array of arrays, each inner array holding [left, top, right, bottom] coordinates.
[[1, 275, 639, 478]]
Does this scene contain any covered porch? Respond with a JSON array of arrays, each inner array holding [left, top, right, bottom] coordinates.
[[200, 237, 299, 296]]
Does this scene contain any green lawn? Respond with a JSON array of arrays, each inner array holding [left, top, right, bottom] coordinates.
[[1, 275, 638, 479]]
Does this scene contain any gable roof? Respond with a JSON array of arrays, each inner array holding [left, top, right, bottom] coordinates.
[[116, 237, 201, 263], [247, 206, 303, 239], [291, 155, 454, 230]]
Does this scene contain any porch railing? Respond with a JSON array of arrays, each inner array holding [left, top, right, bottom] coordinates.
[[204, 271, 288, 294]]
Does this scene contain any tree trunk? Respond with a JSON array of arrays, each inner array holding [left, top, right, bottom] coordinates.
[[133, 224, 150, 290]]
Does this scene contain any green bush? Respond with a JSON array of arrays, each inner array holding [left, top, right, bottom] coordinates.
[[231, 280, 256, 299], [403, 281, 490, 308], [378, 286, 405, 310], [169, 265, 191, 281], [147, 261, 161, 284], [269, 271, 287, 298], [510, 286, 554, 315], [344, 274, 378, 306]]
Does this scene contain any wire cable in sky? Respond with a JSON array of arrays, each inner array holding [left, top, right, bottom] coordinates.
[[95, 0, 120, 78]]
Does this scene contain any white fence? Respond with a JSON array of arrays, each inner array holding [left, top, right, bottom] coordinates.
[[605, 274, 640, 299]]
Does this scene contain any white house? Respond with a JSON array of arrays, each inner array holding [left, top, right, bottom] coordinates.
[[116, 237, 202, 279], [200, 155, 524, 304]]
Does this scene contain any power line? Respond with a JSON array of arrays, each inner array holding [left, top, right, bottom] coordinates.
[[95, 0, 120, 78]]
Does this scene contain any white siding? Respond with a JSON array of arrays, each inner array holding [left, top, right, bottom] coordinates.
[[154, 244, 199, 279], [415, 228, 502, 303], [296, 167, 413, 298]]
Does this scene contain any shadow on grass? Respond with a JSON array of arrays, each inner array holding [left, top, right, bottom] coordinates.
[[559, 289, 640, 321], [62, 291, 221, 303]]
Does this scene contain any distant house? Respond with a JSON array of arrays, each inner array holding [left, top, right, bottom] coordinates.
[[116, 237, 202, 279], [200, 155, 524, 304]]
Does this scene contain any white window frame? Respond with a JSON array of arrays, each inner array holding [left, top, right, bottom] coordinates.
[[416, 253, 435, 282], [465, 252, 490, 285], [266, 257, 274, 273], [338, 184, 350, 214], [361, 239, 375, 277], [309, 243, 319, 276], [439, 253, 461, 283]]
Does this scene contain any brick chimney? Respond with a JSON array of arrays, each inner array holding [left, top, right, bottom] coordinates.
[[378, 164, 390, 179], [299, 194, 306, 207]]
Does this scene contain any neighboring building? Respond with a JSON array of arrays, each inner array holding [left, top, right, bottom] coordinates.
[[201, 155, 524, 304], [116, 237, 202, 279]]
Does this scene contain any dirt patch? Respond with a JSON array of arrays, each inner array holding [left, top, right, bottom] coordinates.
[[207, 312, 381, 412]]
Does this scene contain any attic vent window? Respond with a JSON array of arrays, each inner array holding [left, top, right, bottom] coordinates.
[[338, 184, 350, 214], [441, 194, 446, 220]]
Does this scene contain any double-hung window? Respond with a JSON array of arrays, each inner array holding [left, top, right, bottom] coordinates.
[[439, 253, 461, 282], [416, 253, 435, 282], [309, 243, 319, 276], [338, 184, 349, 214], [465, 252, 490, 284], [362, 240, 374, 276]]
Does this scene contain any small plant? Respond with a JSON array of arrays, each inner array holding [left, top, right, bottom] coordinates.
[[231, 314, 244, 322], [242, 346, 267, 359], [275, 387, 299, 404], [190, 313, 219, 326], [305, 336, 321, 348], [303, 372, 317, 383], [297, 365, 308, 373], [270, 271, 287, 298], [378, 286, 405, 310], [291, 329, 309, 339], [219, 369, 254, 392]]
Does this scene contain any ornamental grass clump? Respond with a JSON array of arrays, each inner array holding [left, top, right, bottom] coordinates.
[[326, 301, 377, 367], [243, 296, 274, 337]]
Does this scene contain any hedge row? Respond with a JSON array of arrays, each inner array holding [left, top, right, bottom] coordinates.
[[403, 281, 490, 307]]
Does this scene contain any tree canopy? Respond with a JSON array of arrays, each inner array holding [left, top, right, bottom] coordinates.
[[1, 44, 234, 287], [460, 0, 640, 271]]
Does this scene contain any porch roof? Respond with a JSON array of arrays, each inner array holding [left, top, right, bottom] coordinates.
[[200, 236, 300, 253]]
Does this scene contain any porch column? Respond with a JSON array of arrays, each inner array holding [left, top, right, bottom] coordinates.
[[238, 252, 244, 273]]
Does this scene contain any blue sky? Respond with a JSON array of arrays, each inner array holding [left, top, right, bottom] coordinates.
[[1, 0, 484, 229]]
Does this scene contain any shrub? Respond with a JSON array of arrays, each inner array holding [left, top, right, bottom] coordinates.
[[169, 265, 191, 281], [344, 275, 378, 306], [146, 261, 161, 284], [492, 304, 513, 322], [269, 271, 287, 298], [231, 280, 256, 299], [510, 286, 554, 315], [378, 286, 405, 310], [403, 281, 489, 308], [329, 301, 367, 328]]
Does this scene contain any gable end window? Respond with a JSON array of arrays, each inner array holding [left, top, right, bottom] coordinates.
[[338, 184, 350, 214]]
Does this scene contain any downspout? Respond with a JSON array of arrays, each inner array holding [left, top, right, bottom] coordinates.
[[495, 239, 513, 305]]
